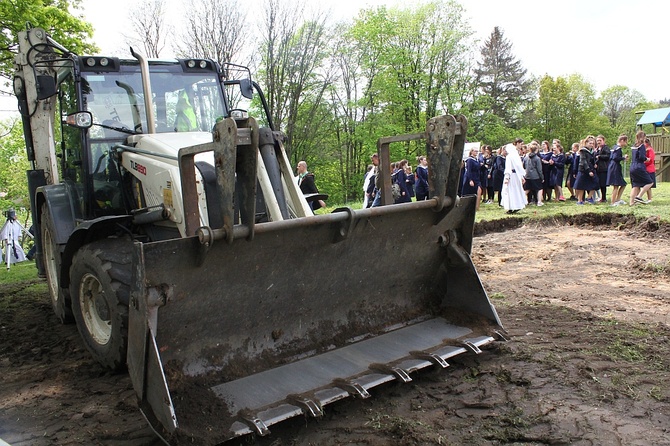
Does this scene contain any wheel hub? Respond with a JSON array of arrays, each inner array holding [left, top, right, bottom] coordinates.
[[79, 273, 112, 345]]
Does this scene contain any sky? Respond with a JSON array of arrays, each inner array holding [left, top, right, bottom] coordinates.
[[0, 0, 667, 117], [76, 0, 668, 101]]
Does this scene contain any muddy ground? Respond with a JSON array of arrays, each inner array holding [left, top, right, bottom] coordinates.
[[1, 214, 669, 446]]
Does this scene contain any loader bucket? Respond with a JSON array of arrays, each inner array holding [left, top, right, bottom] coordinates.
[[126, 115, 505, 444]]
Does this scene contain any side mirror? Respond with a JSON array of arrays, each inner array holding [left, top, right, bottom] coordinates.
[[36, 75, 57, 100], [64, 111, 93, 129], [239, 79, 254, 100]]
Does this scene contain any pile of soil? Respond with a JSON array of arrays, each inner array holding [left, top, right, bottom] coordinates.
[[1, 214, 669, 445]]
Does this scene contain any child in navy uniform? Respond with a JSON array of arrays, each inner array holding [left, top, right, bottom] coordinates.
[[462, 148, 482, 209], [606, 134, 628, 206], [549, 142, 566, 201], [574, 136, 598, 205], [629, 131, 654, 205]]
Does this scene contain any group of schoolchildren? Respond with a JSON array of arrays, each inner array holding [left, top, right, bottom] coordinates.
[[363, 153, 431, 208], [459, 130, 658, 213]]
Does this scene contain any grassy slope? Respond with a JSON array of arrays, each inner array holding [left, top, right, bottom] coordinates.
[[3, 183, 667, 285], [474, 182, 669, 223], [322, 183, 669, 224]]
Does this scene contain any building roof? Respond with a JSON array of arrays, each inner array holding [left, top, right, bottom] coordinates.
[[637, 107, 670, 126]]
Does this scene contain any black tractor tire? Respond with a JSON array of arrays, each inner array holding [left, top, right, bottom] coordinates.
[[40, 203, 74, 324], [69, 238, 132, 371]]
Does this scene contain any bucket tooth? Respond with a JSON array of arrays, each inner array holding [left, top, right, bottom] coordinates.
[[462, 340, 483, 354], [333, 378, 371, 399], [238, 411, 270, 436], [494, 329, 510, 342], [411, 351, 450, 368], [369, 363, 412, 383], [287, 395, 323, 418]]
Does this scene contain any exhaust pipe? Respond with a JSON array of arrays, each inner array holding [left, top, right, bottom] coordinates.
[[129, 47, 155, 134]]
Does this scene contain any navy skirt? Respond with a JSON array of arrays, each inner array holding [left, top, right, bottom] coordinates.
[[630, 165, 653, 188], [461, 180, 480, 196], [523, 178, 543, 191], [606, 162, 626, 187], [574, 172, 599, 190], [549, 168, 564, 187]]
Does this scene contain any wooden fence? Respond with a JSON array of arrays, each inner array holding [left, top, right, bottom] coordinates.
[[647, 133, 670, 182]]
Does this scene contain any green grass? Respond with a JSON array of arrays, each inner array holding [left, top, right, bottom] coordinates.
[[0, 259, 40, 284], [591, 319, 666, 368], [475, 182, 670, 223], [365, 412, 438, 443], [322, 183, 670, 224], [641, 260, 670, 275]]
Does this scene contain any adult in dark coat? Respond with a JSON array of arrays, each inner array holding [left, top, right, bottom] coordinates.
[[297, 161, 325, 210]]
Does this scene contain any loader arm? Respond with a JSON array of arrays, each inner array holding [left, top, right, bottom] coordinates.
[[127, 115, 504, 444]]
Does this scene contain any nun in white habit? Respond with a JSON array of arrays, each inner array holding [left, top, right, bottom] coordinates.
[[501, 143, 527, 213], [1, 209, 29, 265]]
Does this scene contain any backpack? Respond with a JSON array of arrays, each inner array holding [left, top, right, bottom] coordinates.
[[391, 172, 402, 200]]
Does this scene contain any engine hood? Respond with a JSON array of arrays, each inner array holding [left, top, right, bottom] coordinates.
[[128, 132, 213, 159]]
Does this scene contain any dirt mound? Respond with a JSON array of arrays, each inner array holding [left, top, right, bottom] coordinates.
[[475, 212, 670, 238], [474, 216, 523, 235]]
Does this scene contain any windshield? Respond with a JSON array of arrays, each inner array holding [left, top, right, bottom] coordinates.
[[82, 62, 226, 137]]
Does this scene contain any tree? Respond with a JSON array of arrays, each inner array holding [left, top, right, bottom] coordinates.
[[472, 112, 516, 148], [535, 74, 603, 145], [0, 0, 97, 92], [0, 118, 31, 214], [314, 1, 477, 202], [345, 6, 399, 144], [390, 2, 474, 138], [327, 25, 371, 202], [124, 0, 169, 58], [474, 26, 531, 128], [174, 0, 249, 66], [349, 1, 475, 159], [258, 0, 333, 160], [600, 85, 645, 132]]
